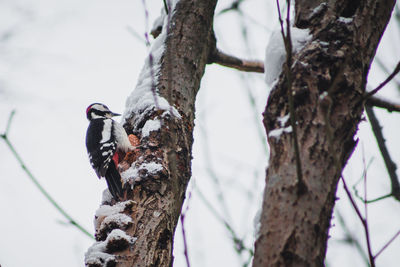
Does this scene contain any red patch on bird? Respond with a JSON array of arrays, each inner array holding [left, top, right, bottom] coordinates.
[[112, 153, 119, 167], [86, 105, 93, 115]]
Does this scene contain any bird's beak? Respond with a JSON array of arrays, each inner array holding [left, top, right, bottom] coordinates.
[[111, 112, 121, 117]]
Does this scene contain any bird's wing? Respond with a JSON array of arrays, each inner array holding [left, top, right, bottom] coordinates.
[[86, 119, 117, 178]]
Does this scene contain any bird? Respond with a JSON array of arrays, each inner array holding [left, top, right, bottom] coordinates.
[[85, 103, 133, 200]]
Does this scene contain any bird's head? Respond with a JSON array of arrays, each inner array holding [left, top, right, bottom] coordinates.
[[86, 103, 121, 121]]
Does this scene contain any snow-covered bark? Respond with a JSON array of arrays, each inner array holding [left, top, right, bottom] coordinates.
[[85, 0, 217, 266]]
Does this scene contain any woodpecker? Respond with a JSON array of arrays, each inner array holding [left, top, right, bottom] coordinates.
[[85, 103, 133, 200]]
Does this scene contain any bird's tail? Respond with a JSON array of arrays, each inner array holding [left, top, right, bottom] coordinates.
[[105, 163, 124, 201]]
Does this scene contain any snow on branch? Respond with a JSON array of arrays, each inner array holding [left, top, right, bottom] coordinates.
[[123, 1, 181, 129]]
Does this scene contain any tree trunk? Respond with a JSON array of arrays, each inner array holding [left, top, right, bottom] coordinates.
[[85, 0, 217, 266], [253, 1, 396, 266]]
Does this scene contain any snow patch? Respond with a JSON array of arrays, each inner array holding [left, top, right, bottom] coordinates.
[[85, 229, 136, 266], [319, 91, 328, 100], [338, 16, 353, 24], [94, 201, 134, 238], [142, 162, 163, 174], [121, 161, 164, 186], [151, 8, 166, 34], [253, 209, 262, 240], [100, 213, 133, 229], [101, 189, 113, 204], [85, 241, 115, 267], [95, 201, 132, 218], [319, 41, 329, 46], [121, 167, 139, 184], [106, 229, 137, 244], [311, 2, 327, 16], [153, 211, 161, 217], [269, 126, 293, 139], [142, 119, 161, 137], [265, 27, 312, 86], [277, 114, 290, 127]]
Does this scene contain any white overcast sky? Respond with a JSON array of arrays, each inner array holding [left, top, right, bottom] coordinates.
[[0, 1, 399, 267]]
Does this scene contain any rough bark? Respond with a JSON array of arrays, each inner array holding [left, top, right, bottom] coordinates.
[[253, 1, 396, 267], [87, 0, 217, 266]]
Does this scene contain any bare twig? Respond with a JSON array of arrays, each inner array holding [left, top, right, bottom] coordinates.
[[374, 229, 400, 259], [198, 123, 233, 222], [162, 0, 169, 14], [335, 210, 370, 266], [1, 111, 94, 239], [365, 106, 400, 201], [319, 64, 376, 266], [126, 26, 147, 44], [362, 151, 375, 266], [4, 109, 16, 135], [180, 191, 192, 267], [141, 0, 159, 109], [341, 176, 376, 267], [277, 0, 306, 194], [359, 194, 392, 203], [364, 61, 400, 98], [374, 57, 400, 90], [239, 74, 269, 155], [366, 96, 400, 112], [322, 90, 376, 266], [210, 49, 264, 73], [194, 186, 253, 257], [352, 158, 394, 203]]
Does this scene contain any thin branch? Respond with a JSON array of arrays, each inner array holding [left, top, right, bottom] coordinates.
[[364, 61, 400, 98], [341, 178, 366, 233], [141, 0, 159, 109], [323, 91, 376, 266], [194, 186, 253, 256], [374, 57, 400, 89], [335, 210, 370, 266], [180, 214, 190, 267], [366, 96, 400, 112], [1, 111, 93, 239], [352, 158, 392, 203], [362, 151, 375, 267], [239, 74, 269, 155], [126, 26, 147, 45], [198, 123, 233, 222], [354, 166, 392, 203], [4, 109, 16, 136], [209, 49, 264, 73], [162, 0, 169, 14], [319, 67, 376, 266], [358, 193, 392, 203], [180, 191, 192, 267], [341, 176, 376, 267], [365, 106, 400, 201], [374, 229, 400, 259], [277, 0, 306, 194]]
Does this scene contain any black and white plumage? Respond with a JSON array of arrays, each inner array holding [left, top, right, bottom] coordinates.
[[85, 103, 133, 200]]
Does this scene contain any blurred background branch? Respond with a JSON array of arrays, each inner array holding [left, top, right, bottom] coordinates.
[[1, 110, 94, 240]]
